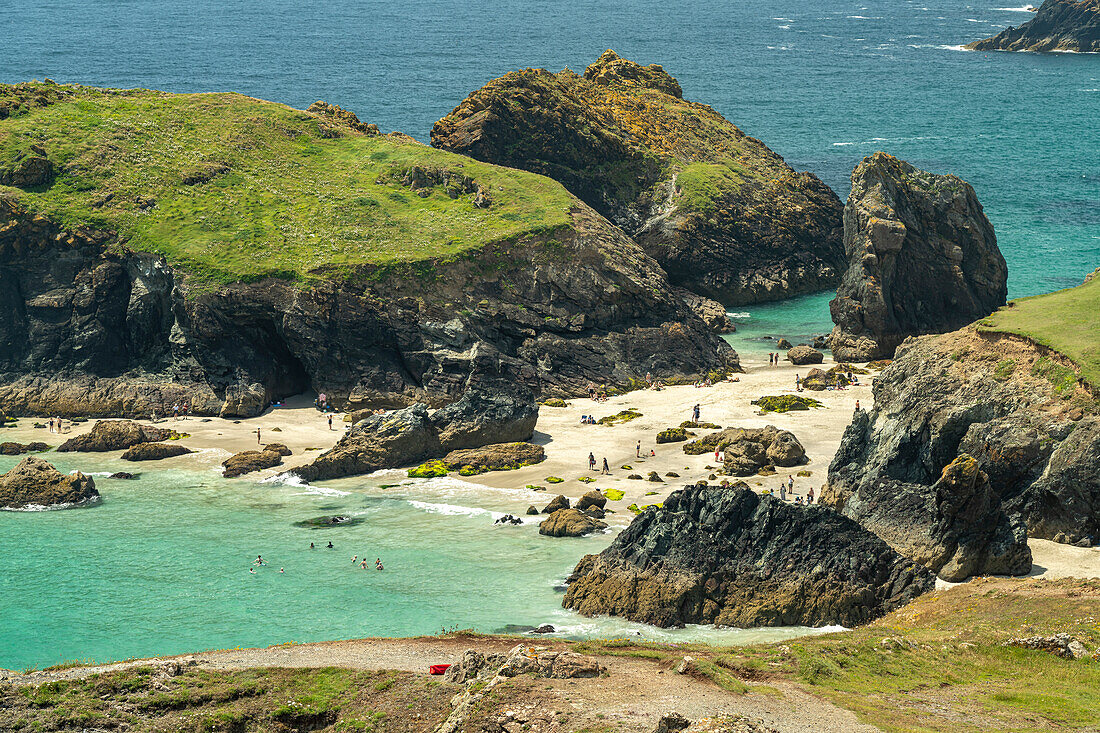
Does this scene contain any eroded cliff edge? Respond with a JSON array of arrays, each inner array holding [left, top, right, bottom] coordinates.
[[966, 0, 1100, 52], [432, 51, 845, 306]]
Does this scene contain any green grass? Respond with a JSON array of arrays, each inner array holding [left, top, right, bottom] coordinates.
[[0, 82, 573, 289], [980, 277, 1100, 389], [675, 161, 746, 215]]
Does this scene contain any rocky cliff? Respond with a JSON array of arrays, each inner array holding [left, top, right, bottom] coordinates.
[[563, 483, 934, 628], [825, 325, 1100, 580], [0, 82, 737, 418], [432, 51, 845, 306], [966, 0, 1099, 52], [828, 153, 1007, 362]]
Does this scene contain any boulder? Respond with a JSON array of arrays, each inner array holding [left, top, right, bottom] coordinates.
[[801, 367, 848, 391], [109, 472, 136, 479], [526, 505, 539, 515], [683, 426, 806, 475], [776, 338, 792, 350], [656, 427, 693, 444], [222, 449, 284, 478], [828, 153, 1007, 362], [541, 494, 570, 514], [0, 144, 55, 188], [647, 471, 664, 482], [57, 420, 176, 452], [787, 345, 823, 365], [431, 390, 538, 453], [576, 490, 607, 511], [442, 442, 545, 472], [0, 441, 49, 455], [0, 456, 99, 509], [539, 508, 608, 537], [563, 483, 934, 627], [443, 644, 602, 683], [120, 442, 193, 461], [263, 443, 292, 456]]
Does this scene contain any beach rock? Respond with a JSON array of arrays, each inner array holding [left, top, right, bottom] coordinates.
[[526, 505, 539, 515], [656, 427, 693, 444], [563, 483, 933, 627], [542, 494, 570, 514], [0, 144, 55, 189], [801, 367, 848, 391], [576, 490, 607, 511], [787, 345, 823, 365], [776, 338, 793, 350], [109, 472, 136, 479], [533, 624, 556, 634], [222, 449, 284, 478], [442, 442, 545, 472], [431, 390, 538, 453], [539, 508, 608, 537], [683, 426, 807, 475], [647, 471, 664, 482], [0, 441, 48, 455], [828, 153, 1007, 362], [675, 288, 735, 333], [263, 443, 292, 456], [57, 420, 176, 452], [584, 507, 607, 519], [0, 456, 99, 509], [432, 51, 844, 306], [444, 644, 602, 682], [120, 442, 193, 461], [821, 329, 1083, 580], [966, 0, 1099, 52]]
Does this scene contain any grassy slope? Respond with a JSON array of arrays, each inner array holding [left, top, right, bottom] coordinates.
[[0, 83, 573, 287], [978, 277, 1100, 390]]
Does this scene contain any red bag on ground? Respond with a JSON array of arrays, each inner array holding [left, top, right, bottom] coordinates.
[[429, 664, 451, 675]]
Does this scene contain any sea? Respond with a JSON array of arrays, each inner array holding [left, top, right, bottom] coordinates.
[[1, 0, 1097, 669]]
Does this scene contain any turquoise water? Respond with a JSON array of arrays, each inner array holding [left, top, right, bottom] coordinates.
[[1, 0, 1098, 669], [0, 453, 819, 670]]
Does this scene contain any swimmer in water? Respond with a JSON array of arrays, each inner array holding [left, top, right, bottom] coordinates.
[[352, 555, 358, 564], [249, 568, 255, 574], [377, 563, 383, 571], [326, 542, 333, 549], [256, 555, 264, 565], [279, 568, 285, 573], [310, 542, 315, 549]]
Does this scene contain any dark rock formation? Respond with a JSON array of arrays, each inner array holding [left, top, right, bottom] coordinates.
[[432, 51, 844, 306], [542, 494, 570, 514], [822, 327, 1098, 577], [674, 288, 734, 333], [576, 490, 607, 511], [0, 456, 99, 509], [292, 389, 537, 481], [442, 442, 545, 472], [801, 367, 848, 391], [263, 443, 292, 456], [120, 442, 192, 461], [776, 338, 793, 350], [656, 427, 694, 444], [0, 186, 737, 420], [539, 508, 608, 537], [966, 0, 1099, 52], [683, 426, 807, 475], [0, 441, 49, 455], [57, 420, 176, 452], [787, 345, 823, 365], [828, 153, 1007, 362], [222, 449, 284, 477], [563, 483, 933, 627]]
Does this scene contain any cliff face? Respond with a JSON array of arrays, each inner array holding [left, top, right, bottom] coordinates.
[[966, 0, 1100, 52], [824, 326, 1100, 576], [0, 83, 737, 418], [828, 153, 1007, 362], [432, 51, 845, 306], [563, 484, 934, 628]]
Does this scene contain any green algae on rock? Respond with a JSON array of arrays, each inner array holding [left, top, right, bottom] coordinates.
[[751, 395, 823, 413], [432, 51, 844, 306]]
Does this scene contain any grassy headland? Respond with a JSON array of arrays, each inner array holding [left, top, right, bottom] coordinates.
[[0, 82, 573, 288], [979, 275, 1100, 389]]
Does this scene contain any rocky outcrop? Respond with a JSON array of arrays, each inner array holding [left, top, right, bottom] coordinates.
[[822, 326, 1100, 577], [828, 153, 1007, 362], [442, 442, 545, 472], [432, 51, 844, 306], [966, 0, 1099, 52], [0, 456, 99, 509], [0, 86, 739, 420], [563, 483, 934, 627], [539, 508, 608, 537], [801, 367, 848, 391], [542, 494, 570, 514], [120, 442, 192, 461], [222, 449, 284, 477], [292, 389, 538, 481], [0, 441, 49, 455], [575, 490, 607, 511], [683, 426, 806, 475], [787, 345, 823, 365], [56, 420, 176, 452], [674, 288, 734, 333], [442, 645, 602, 684]]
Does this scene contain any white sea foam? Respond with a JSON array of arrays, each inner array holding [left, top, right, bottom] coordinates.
[[2, 497, 101, 512], [767, 45, 792, 50], [965, 18, 990, 23], [728, 311, 751, 319], [71, 470, 114, 477], [994, 5, 1034, 11], [940, 44, 969, 51], [777, 25, 790, 29], [262, 472, 351, 497]]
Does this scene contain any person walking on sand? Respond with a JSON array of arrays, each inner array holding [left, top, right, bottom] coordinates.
[[328, 414, 333, 430], [588, 452, 596, 471], [693, 404, 700, 422], [780, 482, 787, 502], [256, 428, 261, 445], [636, 441, 641, 458], [795, 374, 801, 392], [602, 457, 610, 475]]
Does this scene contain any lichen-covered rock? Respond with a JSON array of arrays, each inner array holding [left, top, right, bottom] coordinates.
[[787, 345, 823, 365], [432, 51, 844, 306], [0, 456, 99, 509], [539, 508, 608, 537], [656, 427, 693, 444], [683, 426, 807, 475], [222, 449, 284, 477], [819, 328, 1097, 578], [120, 442, 192, 461], [563, 483, 933, 627], [801, 367, 848, 391], [442, 442, 545, 473], [966, 0, 1099, 52], [57, 420, 176, 452], [828, 153, 1007, 362]]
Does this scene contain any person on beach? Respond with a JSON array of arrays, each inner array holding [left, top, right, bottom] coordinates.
[[855, 400, 861, 411], [780, 483, 787, 501], [328, 414, 333, 430], [249, 567, 255, 574], [795, 374, 802, 391], [807, 487, 815, 505], [361, 560, 368, 569], [352, 555, 358, 564], [256, 555, 265, 565], [601, 458, 610, 475], [788, 475, 795, 494], [649, 449, 655, 457], [256, 428, 261, 444], [588, 452, 596, 470], [692, 404, 700, 422], [636, 441, 641, 458]]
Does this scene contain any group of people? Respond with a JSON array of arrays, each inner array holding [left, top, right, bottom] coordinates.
[[46, 417, 68, 434], [588, 453, 611, 474], [579, 415, 599, 425], [767, 352, 782, 366], [643, 373, 667, 391], [352, 555, 384, 571], [249, 554, 285, 574], [586, 384, 609, 402], [170, 403, 192, 418]]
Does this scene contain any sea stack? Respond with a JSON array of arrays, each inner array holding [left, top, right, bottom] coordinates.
[[828, 153, 1007, 362], [432, 51, 845, 306], [563, 483, 934, 628], [0, 456, 99, 510], [966, 0, 1099, 53]]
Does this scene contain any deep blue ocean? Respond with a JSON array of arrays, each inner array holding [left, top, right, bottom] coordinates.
[[0, 0, 1098, 669]]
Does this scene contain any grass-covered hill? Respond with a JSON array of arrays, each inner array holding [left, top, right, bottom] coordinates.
[[0, 81, 573, 287], [980, 272, 1100, 390], [432, 50, 844, 305]]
